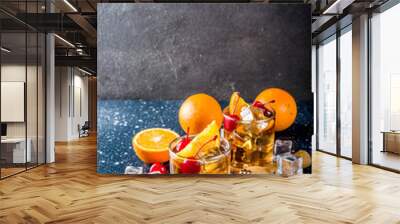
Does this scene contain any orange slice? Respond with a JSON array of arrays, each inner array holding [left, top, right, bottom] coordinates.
[[177, 121, 220, 158], [132, 128, 179, 163], [229, 92, 249, 116]]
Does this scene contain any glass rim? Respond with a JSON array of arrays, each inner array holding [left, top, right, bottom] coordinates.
[[169, 135, 230, 162], [223, 111, 274, 124]]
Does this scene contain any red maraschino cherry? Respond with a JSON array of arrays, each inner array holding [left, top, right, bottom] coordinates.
[[224, 93, 241, 132], [252, 100, 265, 109], [176, 127, 191, 152], [224, 114, 240, 132], [252, 100, 275, 118], [149, 162, 168, 174], [180, 158, 201, 174], [180, 135, 218, 174]]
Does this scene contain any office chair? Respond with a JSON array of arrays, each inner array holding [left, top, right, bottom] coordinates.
[[79, 121, 90, 138]]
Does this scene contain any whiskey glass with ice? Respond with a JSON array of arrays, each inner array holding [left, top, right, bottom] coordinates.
[[223, 104, 276, 174]]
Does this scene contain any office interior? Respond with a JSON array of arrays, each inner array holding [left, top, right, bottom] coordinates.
[[0, 0, 400, 222], [0, 0, 399, 177], [0, 0, 96, 179]]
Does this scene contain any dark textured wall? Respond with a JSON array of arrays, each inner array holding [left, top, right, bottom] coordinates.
[[98, 3, 311, 101]]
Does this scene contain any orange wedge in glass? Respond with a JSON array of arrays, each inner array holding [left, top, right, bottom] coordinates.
[[229, 92, 249, 116], [133, 128, 179, 163], [177, 120, 220, 158]]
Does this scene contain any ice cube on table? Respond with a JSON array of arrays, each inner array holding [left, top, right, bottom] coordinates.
[[274, 140, 293, 155], [125, 166, 143, 174], [240, 106, 254, 121], [276, 153, 303, 177]]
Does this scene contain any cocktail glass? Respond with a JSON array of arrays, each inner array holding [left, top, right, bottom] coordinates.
[[169, 136, 231, 174]]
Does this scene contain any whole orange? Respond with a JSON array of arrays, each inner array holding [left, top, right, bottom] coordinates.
[[179, 93, 223, 134], [255, 88, 297, 132]]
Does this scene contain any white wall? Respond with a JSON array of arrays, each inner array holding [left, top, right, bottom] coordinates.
[[1, 65, 24, 128], [55, 67, 89, 141], [1, 63, 46, 164], [1, 65, 27, 140], [1, 64, 42, 137], [72, 73, 89, 138], [55, 66, 69, 141]]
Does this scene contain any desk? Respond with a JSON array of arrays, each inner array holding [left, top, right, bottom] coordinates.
[[382, 131, 400, 154], [1, 138, 31, 163]]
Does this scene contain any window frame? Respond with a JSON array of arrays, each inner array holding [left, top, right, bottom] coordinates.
[[367, 0, 400, 173], [315, 24, 353, 161]]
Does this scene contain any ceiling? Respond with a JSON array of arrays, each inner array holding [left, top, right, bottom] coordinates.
[[0, 0, 391, 74]]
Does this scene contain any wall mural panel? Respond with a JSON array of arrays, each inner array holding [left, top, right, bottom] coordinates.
[[97, 3, 313, 175]]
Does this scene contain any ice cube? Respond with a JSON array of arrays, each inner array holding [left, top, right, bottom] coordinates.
[[196, 147, 220, 159], [124, 166, 143, 174], [235, 123, 252, 138], [256, 122, 268, 131], [276, 153, 303, 177], [242, 139, 253, 151], [240, 106, 254, 121], [250, 121, 269, 135], [274, 140, 293, 155]]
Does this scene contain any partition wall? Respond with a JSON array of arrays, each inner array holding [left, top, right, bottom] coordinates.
[[0, 1, 46, 179]]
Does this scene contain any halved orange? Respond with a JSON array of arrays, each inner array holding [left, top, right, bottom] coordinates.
[[229, 92, 248, 116], [132, 128, 179, 163]]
